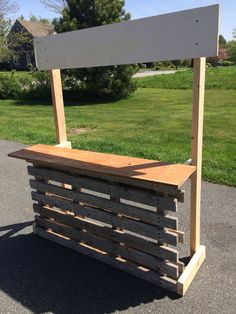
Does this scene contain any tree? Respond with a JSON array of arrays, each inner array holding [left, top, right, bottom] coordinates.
[[219, 34, 227, 47], [228, 28, 236, 64], [0, 0, 18, 16], [40, 0, 66, 14], [50, 0, 136, 100], [229, 41, 236, 63], [29, 13, 51, 24], [0, 0, 18, 61], [172, 60, 182, 70]]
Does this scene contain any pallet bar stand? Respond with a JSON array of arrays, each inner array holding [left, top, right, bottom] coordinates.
[[9, 5, 219, 295]]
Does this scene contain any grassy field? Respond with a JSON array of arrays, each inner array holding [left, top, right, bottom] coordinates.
[[135, 66, 236, 90], [0, 88, 235, 186], [0, 71, 32, 80]]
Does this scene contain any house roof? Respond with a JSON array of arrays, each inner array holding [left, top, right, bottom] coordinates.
[[17, 19, 55, 37]]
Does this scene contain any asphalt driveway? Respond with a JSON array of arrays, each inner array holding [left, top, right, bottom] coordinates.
[[0, 140, 235, 314]]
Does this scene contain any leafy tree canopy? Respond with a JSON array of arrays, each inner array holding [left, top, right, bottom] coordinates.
[[52, 0, 136, 101], [0, 0, 18, 61], [219, 34, 227, 47]]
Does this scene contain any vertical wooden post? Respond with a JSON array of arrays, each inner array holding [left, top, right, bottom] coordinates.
[[190, 57, 206, 256], [49, 69, 67, 145]]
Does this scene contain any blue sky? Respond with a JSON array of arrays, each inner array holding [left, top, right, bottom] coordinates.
[[11, 0, 235, 40]]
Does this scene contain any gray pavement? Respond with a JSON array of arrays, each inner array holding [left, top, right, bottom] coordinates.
[[0, 139, 235, 314]]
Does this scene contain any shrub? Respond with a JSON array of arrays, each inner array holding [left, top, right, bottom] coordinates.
[[26, 63, 34, 72], [222, 60, 234, 66], [182, 59, 191, 67], [0, 71, 22, 99], [23, 70, 51, 99], [138, 63, 147, 69], [154, 62, 162, 70]]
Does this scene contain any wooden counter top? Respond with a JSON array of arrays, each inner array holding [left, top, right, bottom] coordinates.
[[9, 144, 196, 188]]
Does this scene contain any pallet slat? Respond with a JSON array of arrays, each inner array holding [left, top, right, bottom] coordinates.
[[29, 164, 182, 196], [29, 177, 177, 212], [28, 165, 185, 202], [26, 161, 186, 290], [32, 191, 178, 246], [35, 216, 179, 278], [34, 224, 177, 292], [33, 204, 178, 262], [30, 179, 178, 229]]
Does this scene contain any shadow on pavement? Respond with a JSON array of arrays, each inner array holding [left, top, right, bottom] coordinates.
[[0, 222, 179, 314]]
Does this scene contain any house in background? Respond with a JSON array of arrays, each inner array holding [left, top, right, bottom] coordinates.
[[218, 48, 230, 62], [9, 19, 54, 70]]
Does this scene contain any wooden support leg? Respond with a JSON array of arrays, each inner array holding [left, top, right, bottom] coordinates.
[[190, 57, 206, 256], [49, 69, 67, 145], [177, 245, 206, 296], [50, 69, 72, 189]]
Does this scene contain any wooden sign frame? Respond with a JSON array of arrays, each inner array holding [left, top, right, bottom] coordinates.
[[32, 5, 219, 295]]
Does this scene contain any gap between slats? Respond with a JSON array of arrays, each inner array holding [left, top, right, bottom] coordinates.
[[35, 215, 179, 279], [33, 203, 179, 263]]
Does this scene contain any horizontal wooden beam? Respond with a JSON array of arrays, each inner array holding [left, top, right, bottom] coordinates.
[[28, 165, 184, 200], [34, 204, 179, 262], [34, 5, 219, 70], [31, 191, 178, 246], [35, 215, 179, 278], [29, 179, 177, 212]]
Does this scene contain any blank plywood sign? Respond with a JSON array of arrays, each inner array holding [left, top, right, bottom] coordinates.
[[34, 5, 219, 70]]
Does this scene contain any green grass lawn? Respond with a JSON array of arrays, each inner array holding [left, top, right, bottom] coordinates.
[[0, 70, 32, 80], [135, 66, 236, 90], [0, 88, 235, 186]]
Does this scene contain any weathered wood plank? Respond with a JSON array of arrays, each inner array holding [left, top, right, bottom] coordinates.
[[34, 5, 219, 70], [28, 165, 184, 201], [34, 224, 177, 292], [35, 216, 179, 278], [111, 184, 177, 209], [30, 180, 178, 229], [32, 192, 178, 246], [33, 204, 178, 262], [30, 178, 177, 212]]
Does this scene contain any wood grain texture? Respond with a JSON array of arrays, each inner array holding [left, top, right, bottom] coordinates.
[[33, 204, 178, 262], [177, 245, 206, 295], [35, 215, 179, 278], [27, 165, 184, 200], [29, 179, 178, 214], [31, 192, 178, 246], [49, 69, 67, 144], [34, 225, 177, 292], [190, 57, 206, 256], [34, 5, 219, 70], [9, 144, 196, 188]]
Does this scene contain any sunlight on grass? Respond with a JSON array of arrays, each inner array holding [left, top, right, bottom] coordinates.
[[0, 88, 235, 186]]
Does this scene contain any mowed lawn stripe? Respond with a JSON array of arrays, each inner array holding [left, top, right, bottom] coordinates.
[[0, 88, 235, 186]]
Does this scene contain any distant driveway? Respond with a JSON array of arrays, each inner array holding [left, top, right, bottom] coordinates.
[[133, 70, 177, 78]]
